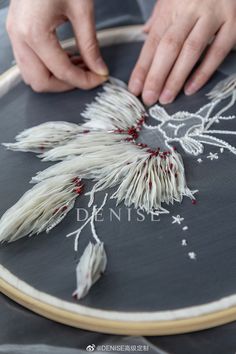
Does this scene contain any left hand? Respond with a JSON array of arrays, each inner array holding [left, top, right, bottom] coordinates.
[[128, 0, 236, 106]]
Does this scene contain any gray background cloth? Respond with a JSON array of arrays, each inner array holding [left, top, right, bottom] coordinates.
[[1, 1, 236, 354]]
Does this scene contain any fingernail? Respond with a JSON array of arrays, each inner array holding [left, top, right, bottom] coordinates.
[[101, 75, 109, 83], [185, 81, 198, 96], [95, 58, 109, 76], [128, 78, 143, 96], [159, 89, 174, 105], [143, 90, 157, 106]]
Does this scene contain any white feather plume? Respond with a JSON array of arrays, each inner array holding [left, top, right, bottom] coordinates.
[[3, 122, 84, 153], [82, 83, 147, 131], [0, 175, 83, 242]]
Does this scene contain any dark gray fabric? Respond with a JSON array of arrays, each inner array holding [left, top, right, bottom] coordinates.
[[0, 0, 8, 9], [2, 293, 236, 354], [0, 6, 14, 74], [1, 2, 236, 354], [1, 42, 236, 312], [137, 0, 156, 20], [0, 338, 167, 354]]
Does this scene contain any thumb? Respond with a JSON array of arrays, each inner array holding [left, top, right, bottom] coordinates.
[[69, 1, 109, 76]]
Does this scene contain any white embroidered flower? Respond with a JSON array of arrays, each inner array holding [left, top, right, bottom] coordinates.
[[207, 152, 219, 161], [73, 242, 107, 300], [148, 102, 236, 156], [172, 215, 184, 225]]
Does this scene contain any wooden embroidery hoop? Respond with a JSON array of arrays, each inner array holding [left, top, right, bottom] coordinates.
[[1, 25, 236, 336]]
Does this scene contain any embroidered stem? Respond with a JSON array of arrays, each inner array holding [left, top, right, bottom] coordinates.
[[204, 91, 236, 131], [66, 193, 108, 252]]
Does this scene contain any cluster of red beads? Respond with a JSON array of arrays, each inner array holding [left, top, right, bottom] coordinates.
[[72, 177, 84, 194], [114, 115, 147, 141], [136, 143, 173, 159], [136, 115, 146, 128]]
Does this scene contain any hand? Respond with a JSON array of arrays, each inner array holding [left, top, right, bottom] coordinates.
[[129, 0, 236, 105], [6, 0, 109, 92]]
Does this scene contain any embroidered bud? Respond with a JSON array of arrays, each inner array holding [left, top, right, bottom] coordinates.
[[73, 242, 107, 300]]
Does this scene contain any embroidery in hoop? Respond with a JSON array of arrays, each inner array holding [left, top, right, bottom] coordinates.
[[1, 75, 236, 298]]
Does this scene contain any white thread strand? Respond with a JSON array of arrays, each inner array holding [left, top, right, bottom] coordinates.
[[66, 194, 108, 252]]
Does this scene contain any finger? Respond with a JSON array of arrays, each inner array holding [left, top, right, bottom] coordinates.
[[159, 17, 219, 104], [27, 32, 107, 90], [185, 23, 235, 95], [143, 2, 158, 33], [11, 46, 30, 85], [128, 17, 169, 96], [142, 18, 197, 106], [143, 18, 153, 34], [69, 1, 109, 76], [13, 41, 74, 92]]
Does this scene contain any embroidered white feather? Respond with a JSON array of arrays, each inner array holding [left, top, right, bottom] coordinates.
[[0, 175, 83, 243]]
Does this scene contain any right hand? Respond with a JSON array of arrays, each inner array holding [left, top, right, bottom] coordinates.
[[6, 0, 109, 92]]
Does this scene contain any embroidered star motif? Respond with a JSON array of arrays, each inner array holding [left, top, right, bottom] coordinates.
[[188, 252, 197, 260], [172, 215, 184, 225], [207, 152, 219, 161]]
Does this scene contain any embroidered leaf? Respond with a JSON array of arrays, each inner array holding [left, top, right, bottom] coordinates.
[[193, 134, 236, 155], [179, 137, 204, 156], [149, 104, 171, 123], [207, 74, 236, 101]]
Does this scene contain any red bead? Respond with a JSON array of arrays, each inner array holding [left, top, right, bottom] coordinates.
[[74, 187, 82, 194], [192, 199, 197, 205], [53, 208, 59, 215], [72, 293, 78, 300], [83, 130, 90, 134], [72, 177, 80, 183]]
